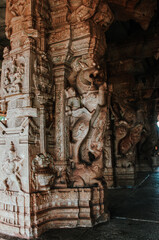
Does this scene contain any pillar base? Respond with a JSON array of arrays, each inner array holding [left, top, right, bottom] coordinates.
[[115, 167, 136, 187], [0, 187, 108, 239]]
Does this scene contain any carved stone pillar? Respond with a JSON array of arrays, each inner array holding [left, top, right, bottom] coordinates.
[[48, 0, 71, 186], [0, 0, 114, 238], [65, 0, 114, 187], [104, 108, 114, 188], [111, 94, 144, 186], [0, 0, 54, 238]]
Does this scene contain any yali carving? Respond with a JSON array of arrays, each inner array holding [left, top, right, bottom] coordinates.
[[66, 56, 111, 187]]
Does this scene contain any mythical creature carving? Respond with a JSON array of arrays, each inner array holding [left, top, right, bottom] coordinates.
[[68, 162, 103, 188], [3, 57, 25, 95], [1, 142, 23, 192], [111, 98, 144, 168], [66, 56, 109, 187], [31, 153, 56, 191]]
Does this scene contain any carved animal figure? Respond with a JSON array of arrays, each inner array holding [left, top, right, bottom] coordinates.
[[68, 163, 103, 188], [68, 57, 108, 165]]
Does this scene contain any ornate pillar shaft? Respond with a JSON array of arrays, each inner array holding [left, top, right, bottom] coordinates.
[[48, 0, 71, 186]]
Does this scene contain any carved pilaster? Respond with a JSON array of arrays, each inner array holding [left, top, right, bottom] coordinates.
[[0, 0, 55, 238]]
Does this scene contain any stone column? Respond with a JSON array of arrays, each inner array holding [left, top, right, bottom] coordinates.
[[48, 0, 71, 186], [0, 0, 54, 238]]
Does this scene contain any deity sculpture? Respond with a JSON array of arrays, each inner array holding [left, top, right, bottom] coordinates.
[[1, 142, 23, 192]]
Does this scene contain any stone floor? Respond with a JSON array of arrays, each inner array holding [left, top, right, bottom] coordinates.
[[1, 169, 159, 240]]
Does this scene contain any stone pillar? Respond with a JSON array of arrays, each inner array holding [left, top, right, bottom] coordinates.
[[48, 0, 71, 186], [0, 0, 114, 238], [0, 0, 54, 238], [104, 108, 114, 188], [111, 95, 143, 187]]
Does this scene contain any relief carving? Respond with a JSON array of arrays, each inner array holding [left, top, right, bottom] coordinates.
[[33, 53, 53, 104], [8, 0, 26, 17], [66, 56, 110, 187], [31, 153, 56, 191], [3, 57, 25, 95], [67, 0, 113, 29], [67, 0, 99, 24], [1, 142, 23, 192], [111, 98, 144, 168]]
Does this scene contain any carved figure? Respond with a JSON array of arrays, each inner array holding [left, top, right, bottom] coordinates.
[[67, 0, 99, 24], [68, 162, 103, 188], [65, 87, 92, 163], [1, 142, 23, 192], [111, 97, 144, 168], [67, 0, 113, 29], [120, 124, 143, 155], [33, 55, 53, 100], [31, 153, 56, 191], [67, 57, 110, 187], [3, 58, 25, 95]]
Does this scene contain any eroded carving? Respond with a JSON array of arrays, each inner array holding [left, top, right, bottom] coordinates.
[[111, 98, 144, 168], [8, 0, 26, 17], [3, 57, 25, 95], [31, 153, 56, 191], [67, 0, 113, 29]]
